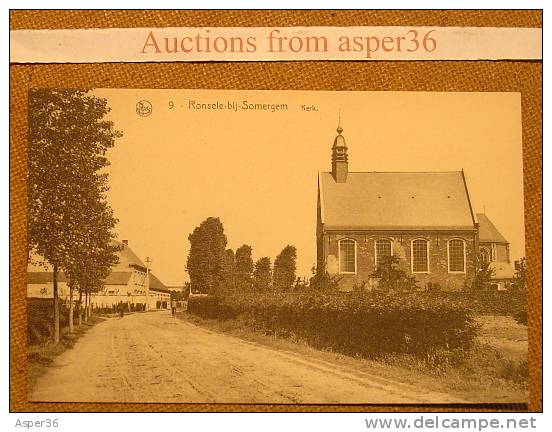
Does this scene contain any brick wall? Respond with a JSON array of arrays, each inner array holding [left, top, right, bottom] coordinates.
[[321, 230, 477, 291]]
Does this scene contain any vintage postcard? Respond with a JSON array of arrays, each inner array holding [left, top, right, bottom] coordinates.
[[26, 89, 527, 405]]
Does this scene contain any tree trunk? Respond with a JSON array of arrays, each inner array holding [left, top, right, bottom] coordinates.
[[53, 264, 60, 344], [78, 290, 83, 327], [84, 291, 89, 323], [68, 284, 74, 333]]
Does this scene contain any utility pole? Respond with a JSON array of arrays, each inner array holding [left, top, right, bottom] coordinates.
[[145, 256, 151, 311]]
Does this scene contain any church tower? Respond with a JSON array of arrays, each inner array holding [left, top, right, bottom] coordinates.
[[331, 122, 348, 183]]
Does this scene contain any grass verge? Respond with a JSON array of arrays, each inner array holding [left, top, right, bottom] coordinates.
[[27, 315, 107, 394]]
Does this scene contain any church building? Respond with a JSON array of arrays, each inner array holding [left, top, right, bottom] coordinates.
[[316, 124, 480, 291], [476, 213, 515, 291]]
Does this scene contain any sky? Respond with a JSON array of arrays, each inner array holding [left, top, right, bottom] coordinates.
[[93, 89, 524, 286]]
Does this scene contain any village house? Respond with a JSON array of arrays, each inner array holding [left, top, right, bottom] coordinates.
[[316, 124, 513, 292], [27, 240, 171, 310]]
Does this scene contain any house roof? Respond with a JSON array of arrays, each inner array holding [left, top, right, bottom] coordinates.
[[28, 270, 170, 292], [104, 272, 132, 285], [28, 241, 156, 288], [489, 261, 515, 279], [28, 272, 67, 284], [477, 213, 509, 244], [318, 171, 476, 230], [149, 272, 170, 293], [28, 241, 148, 273], [111, 240, 147, 271], [27, 271, 132, 285]]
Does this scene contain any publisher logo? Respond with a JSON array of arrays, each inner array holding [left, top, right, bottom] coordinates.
[[136, 100, 152, 117]]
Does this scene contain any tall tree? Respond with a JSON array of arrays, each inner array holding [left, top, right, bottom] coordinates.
[[253, 257, 272, 292], [28, 89, 121, 343], [511, 257, 527, 291], [64, 200, 119, 331], [273, 245, 297, 291], [186, 217, 227, 295], [221, 248, 236, 294], [235, 244, 253, 292]]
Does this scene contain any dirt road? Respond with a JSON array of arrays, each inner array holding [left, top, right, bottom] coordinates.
[[30, 311, 463, 404]]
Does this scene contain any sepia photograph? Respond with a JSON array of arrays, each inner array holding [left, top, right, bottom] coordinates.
[[26, 88, 528, 405]]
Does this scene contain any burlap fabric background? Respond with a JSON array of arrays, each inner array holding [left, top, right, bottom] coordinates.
[[9, 10, 542, 413]]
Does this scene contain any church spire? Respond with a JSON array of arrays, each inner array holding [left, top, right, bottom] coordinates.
[[331, 118, 348, 183]]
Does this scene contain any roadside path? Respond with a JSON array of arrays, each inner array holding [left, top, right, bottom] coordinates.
[[30, 311, 463, 404]]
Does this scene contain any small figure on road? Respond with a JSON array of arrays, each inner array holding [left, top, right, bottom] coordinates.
[[118, 301, 124, 319], [171, 299, 177, 317]]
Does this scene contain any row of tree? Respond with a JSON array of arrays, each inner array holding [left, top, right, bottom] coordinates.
[[186, 217, 299, 295], [28, 89, 121, 343]]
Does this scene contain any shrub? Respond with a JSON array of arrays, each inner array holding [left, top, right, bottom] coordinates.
[[188, 291, 477, 358], [499, 359, 529, 384], [513, 307, 528, 325], [471, 262, 494, 291], [370, 255, 418, 291], [309, 271, 341, 291]]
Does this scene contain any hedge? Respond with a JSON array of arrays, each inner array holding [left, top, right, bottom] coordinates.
[[188, 291, 477, 358], [434, 289, 527, 316]]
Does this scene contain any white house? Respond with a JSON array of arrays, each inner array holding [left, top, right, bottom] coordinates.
[[27, 240, 171, 310]]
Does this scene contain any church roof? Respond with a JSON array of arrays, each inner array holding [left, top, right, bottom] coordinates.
[[476, 213, 509, 244], [489, 261, 515, 279], [318, 171, 476, 230]]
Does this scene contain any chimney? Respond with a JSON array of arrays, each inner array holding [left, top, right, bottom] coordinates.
[[331, 123, 348, 183], [122, 240, 128, 248]]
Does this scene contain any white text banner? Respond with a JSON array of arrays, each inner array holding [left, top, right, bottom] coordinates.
[[10, 26, 542, 63]]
